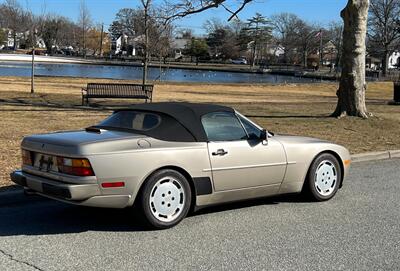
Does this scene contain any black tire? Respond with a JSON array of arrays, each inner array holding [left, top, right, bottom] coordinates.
[[140, 169, 191, 229], [304, 153, 342, 201]]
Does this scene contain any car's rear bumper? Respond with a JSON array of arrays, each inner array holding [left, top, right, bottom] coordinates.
[[10, 170, 131, 208]]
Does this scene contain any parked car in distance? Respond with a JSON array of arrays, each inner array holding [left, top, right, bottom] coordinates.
[[11, 102, 351, 229], [231, 58, 248, 65]]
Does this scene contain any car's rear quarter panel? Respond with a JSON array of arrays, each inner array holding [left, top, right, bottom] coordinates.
[[87, 140, 212, 206]]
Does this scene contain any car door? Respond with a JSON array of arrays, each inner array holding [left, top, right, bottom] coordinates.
[[202, 111, 287, 192]]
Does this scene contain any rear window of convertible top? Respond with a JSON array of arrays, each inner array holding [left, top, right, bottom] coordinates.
[[99, 111, 161, 131], [95, 110, 196, 142]]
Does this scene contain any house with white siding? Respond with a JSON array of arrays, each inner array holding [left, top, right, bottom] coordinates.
[[389, 51, 400, 69]]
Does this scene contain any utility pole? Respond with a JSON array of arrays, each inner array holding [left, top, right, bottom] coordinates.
[[31, 48, 35, 94], [83, 27, 86, 58], [99, 23, 104, 57], [319, 29, 323, 70], [110, 37, 112, 60], [141, 0, 150, 88], [31, 29, 37, 94]]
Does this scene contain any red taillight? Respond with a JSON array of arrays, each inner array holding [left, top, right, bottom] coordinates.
[[57, 157, 94, 176], [21, 149, 32, 166], [101, 182, 125, 188]]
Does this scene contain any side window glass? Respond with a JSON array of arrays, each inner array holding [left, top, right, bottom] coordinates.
[[237, 114, 262, 139], [202, 112, 247, 141]]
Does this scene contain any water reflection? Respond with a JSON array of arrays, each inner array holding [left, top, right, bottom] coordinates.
[[0, 61, 321, 84]]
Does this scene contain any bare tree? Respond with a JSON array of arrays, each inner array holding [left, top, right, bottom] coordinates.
[[138, 0, 175, 85], [271, 13, 303, 64], [176, 28, 194, 39], [332, 0, 370, 118], [0, 0, 26, 50], [327, 21, 344, 69], [0, 29, 6, 47], [291, 20, 320, 68], [368, 0, 400, 76], [204, 18, 240, 60], [109, 8, 141, 38], [78, 0, 92, 58], [229, 17, 246, 36], [38, 15, 63, 54], [203, 17, 225, 33]]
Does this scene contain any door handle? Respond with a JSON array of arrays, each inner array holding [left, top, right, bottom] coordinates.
[[212, 149, 228, 156]]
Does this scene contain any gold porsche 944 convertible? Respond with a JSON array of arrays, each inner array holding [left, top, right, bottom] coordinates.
[[11, 102, 351, 229]]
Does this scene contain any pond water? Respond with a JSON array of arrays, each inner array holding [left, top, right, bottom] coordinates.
[[0, 61, 323, 84]]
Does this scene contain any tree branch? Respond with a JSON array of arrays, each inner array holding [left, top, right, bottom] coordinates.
[[226, 0, 251, 21], [162, 0, 252, 23]]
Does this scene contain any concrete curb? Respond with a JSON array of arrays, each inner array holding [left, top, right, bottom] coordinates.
[[351, 150, 400, 163], [0, 150, 398, 207]]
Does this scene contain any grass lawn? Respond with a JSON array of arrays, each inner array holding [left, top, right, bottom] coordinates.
[[0, 76, 399, 188]]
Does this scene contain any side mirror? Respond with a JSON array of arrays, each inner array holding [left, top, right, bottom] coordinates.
[[260, 129, 268, 142]]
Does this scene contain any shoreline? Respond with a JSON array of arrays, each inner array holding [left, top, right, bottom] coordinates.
[[0, 74, 335, 86], [0, 53, 260, 73], [0, 54, 340, 81]]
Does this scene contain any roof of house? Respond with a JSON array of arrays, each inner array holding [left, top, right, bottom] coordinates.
[[172, 38, 190, 49]]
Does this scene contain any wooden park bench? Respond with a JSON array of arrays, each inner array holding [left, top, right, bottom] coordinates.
[[81, 83, 153, 105]]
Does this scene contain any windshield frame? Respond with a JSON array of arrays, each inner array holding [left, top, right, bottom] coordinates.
[[235, 111, 273, 137]]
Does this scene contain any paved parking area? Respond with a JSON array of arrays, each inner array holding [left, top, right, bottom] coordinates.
[[0, 159, 399, 270]]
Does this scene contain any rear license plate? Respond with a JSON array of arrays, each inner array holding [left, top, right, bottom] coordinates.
[[34, 153, 58, 172]]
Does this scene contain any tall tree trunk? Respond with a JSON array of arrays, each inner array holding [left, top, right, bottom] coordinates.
[[304, 48, 308, 68], [382, 47, 389, 77], [332, 0, 370, 118], [83, 28, 86, 58], [13, 31, 17, 50], [251, 42, 256, 68]]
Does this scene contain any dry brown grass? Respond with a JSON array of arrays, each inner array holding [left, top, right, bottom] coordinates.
[[0, 76, 399, 188]]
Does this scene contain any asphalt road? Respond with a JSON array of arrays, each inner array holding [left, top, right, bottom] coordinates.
[[0, 159, 399, 271]]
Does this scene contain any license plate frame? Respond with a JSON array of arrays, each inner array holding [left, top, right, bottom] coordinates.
[[33, 153, 58, 172]]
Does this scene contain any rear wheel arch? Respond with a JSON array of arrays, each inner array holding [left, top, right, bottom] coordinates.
[[134, 165, 196, 212]]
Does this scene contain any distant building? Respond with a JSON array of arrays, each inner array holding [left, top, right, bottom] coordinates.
[[111, 35, 125, 55], [171, 38, 190, 59], [35, 37, 46, 49], [321, 41, 338, 66], [4, 29, 20, 48], [366, 56, 381, 70], [389, 51, 400, 69], [0, 28, 46, 50], [266, 44, 285, 58], [111, 34, 142, 56]]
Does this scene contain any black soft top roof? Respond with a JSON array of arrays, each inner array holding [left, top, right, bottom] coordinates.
[[118, 102, 234, 142]]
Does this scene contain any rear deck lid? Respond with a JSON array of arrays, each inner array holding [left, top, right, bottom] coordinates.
[[22, 129, 146, 156]]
